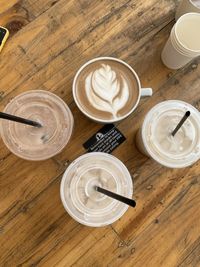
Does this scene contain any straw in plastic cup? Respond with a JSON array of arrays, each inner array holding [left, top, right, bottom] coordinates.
[[0, 111, 42, 128], [60, 152, 133, 227], [176, 0, 200, 20], [161, 13, 200, 69], [136, 100, 200, 168], [0, 90, 74, 160]]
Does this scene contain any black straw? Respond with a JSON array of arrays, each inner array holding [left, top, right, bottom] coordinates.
[[171, 111, 190, 137], [95, 186, 136, 208], [0, 112, 42, 128]]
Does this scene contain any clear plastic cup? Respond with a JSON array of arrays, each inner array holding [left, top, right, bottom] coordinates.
[[60, 152, 133, 227], [0, 90, 74, 160], [136, 100, 200, 168]]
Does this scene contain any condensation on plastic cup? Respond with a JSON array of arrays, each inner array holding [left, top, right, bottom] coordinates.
[[176, 0, 200, 20], [136, 100, 200, 168], [60, 152, 133, 227], [161, 13, 200, 69]]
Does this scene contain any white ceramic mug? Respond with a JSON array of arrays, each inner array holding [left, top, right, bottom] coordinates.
[[72, 57, 153, 123]]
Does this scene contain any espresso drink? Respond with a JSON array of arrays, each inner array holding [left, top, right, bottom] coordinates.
[[73, 58, 139, 122], [136, 101, 200, 168], [60, 152, 133, 227], [0, 90, 74, 160]]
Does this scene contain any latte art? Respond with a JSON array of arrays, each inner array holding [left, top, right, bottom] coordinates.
[[85, 64, 129, 118], [74, 58, 139, 121]]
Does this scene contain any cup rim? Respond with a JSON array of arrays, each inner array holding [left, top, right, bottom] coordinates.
[[72, 57, 142, 123], [170, 26, 194, 56], [174, 12, 200, 54], [171, 32, 195, 59], [60, 152, 133, 227], [189, 0, 200, 9], [0, 90, 74, 161]]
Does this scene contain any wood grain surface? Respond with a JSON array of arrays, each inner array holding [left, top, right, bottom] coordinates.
[[0, 0, 200, 266]]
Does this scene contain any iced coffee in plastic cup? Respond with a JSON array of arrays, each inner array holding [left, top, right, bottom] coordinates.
[[60, 152, 133, 227], [136, 100, 200, 168], [0, 90, 74, 160]]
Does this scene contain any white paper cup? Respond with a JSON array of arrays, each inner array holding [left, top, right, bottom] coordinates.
[[72, 57, 153, 124], [136, 100, 200, 168], [161, 13, 200, 69], [60, 152, 133, 227], [176, 0, 200, 20]]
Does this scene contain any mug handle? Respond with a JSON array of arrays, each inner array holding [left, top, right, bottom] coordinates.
[[141, 88, 153, 97]]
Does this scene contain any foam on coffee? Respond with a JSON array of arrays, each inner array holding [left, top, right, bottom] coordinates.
[[74, 59, 139, 121]]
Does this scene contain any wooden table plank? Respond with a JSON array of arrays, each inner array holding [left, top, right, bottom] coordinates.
[[0, 0, 200, 266], [0, 0, 64, 34], [73, 165, 200, 267], [0, 0, 133, 101], [178, 239, 200, 267], [0, 0, 175, 109], [0, 173, 116, 266], [41, 227, 117, 267], [0, 154, 64, 227], [108, 169, 200, 267]]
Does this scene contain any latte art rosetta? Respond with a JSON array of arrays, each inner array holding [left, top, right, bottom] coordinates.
[[85, 64, 129, 118]]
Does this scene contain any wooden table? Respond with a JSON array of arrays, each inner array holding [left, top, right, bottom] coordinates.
[[0, 0, 200, 266]]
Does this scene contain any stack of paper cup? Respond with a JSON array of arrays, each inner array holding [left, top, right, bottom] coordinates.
[[176, 0, 200, 20], [161, 13, 200, 69]]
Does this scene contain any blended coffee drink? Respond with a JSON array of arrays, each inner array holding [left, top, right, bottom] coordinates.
[[136, 100, 200, 168], [60, 152, 133, 227], [73, 57, 152, 123], [0, 90, 74, 160]]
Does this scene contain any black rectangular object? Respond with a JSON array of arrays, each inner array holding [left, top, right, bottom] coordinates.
[[83, 124, 126, 154]]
